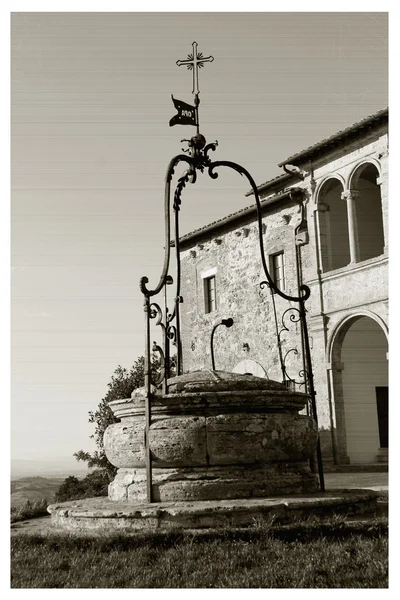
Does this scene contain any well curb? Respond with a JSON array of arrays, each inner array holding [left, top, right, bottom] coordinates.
[[47, 488, 379, 533]]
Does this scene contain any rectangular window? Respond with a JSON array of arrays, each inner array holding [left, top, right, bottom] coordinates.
[[271, 252, 286, 291], [204, 275, 217, 313]]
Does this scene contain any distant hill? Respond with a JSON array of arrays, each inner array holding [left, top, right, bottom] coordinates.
[[11, 458, 89, 479], [10, 458, 91, 506], [10, 476, 66, 507]]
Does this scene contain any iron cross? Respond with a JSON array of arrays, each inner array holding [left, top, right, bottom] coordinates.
[[176, 42, 214, 95]]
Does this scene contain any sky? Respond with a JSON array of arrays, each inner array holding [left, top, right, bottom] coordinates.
[[10, 8, 389, 466]]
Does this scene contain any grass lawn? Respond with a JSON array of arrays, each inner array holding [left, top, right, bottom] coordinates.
[[11, 519, 388, 588]]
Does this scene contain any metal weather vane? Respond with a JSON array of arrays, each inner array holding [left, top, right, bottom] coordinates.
[[169, 42, 214, 133]]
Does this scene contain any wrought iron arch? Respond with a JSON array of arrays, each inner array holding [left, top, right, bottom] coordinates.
[[140, 132, 325, 500], [139, 43, 324, 501]]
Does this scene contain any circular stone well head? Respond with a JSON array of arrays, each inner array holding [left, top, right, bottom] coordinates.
[[165, 369, 287, 394], [104, 370, 319, 503]]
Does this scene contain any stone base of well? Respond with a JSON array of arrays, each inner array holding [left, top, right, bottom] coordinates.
[[104, 371, 321, 504], [48, 489, 379, 533], [108, 463, 319, 503]]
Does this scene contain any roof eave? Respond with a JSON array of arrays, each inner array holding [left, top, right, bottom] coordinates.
[[278, 107, 388, 167], [245, 172, 294, 197], [175, 187, 304, 250]]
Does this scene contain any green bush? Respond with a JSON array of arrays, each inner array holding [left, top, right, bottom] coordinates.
[[11, 499, 49, 523], [55, 355, 177, 504], [55, 470, 110, 503], [74, 355, 175, 479]]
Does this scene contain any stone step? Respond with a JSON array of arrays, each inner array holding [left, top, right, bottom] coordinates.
[[377, 448, 388, 463], [323, 463, 388, 473]]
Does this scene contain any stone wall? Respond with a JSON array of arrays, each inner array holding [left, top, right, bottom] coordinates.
[[179, 121, 388, 464], [180, 199, 304, 384]]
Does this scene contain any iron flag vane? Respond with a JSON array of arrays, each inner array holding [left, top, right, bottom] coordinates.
[[169, 42, 214, 135], [140, 43, 325, 502]]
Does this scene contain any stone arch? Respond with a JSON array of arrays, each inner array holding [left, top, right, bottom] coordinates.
[[328, 313, 388, 464], [315, 173, 346, 200], [232, 359, 268, 378], [327, 310, 388, 365], [348, 158, 381, 189], [347, 161, 385, 261], [315, 176, 349, 272]]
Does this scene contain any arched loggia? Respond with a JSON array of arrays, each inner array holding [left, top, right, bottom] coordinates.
[[329, 314, 388, 464], [317, 177, 350, 272], [349, 162, 385, 262]]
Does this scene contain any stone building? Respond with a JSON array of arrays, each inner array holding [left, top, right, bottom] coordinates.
[[178, 107, 388, 466]]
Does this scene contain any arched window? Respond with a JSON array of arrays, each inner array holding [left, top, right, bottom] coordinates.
[[317, 178, 350, 272], [350, 163, 384, 261]]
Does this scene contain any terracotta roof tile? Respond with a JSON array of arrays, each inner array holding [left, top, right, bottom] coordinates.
[[278, 107, 388, 167]]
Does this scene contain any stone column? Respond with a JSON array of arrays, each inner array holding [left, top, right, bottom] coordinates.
[[312, 203, 332, 272], [327, 361, 349, 464], [377, 148, 388, 254], [341, 190, 360, 264]]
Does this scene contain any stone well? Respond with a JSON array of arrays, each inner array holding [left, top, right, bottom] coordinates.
[[104, 370, 320, 503], [48, 370, 379, 531]]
